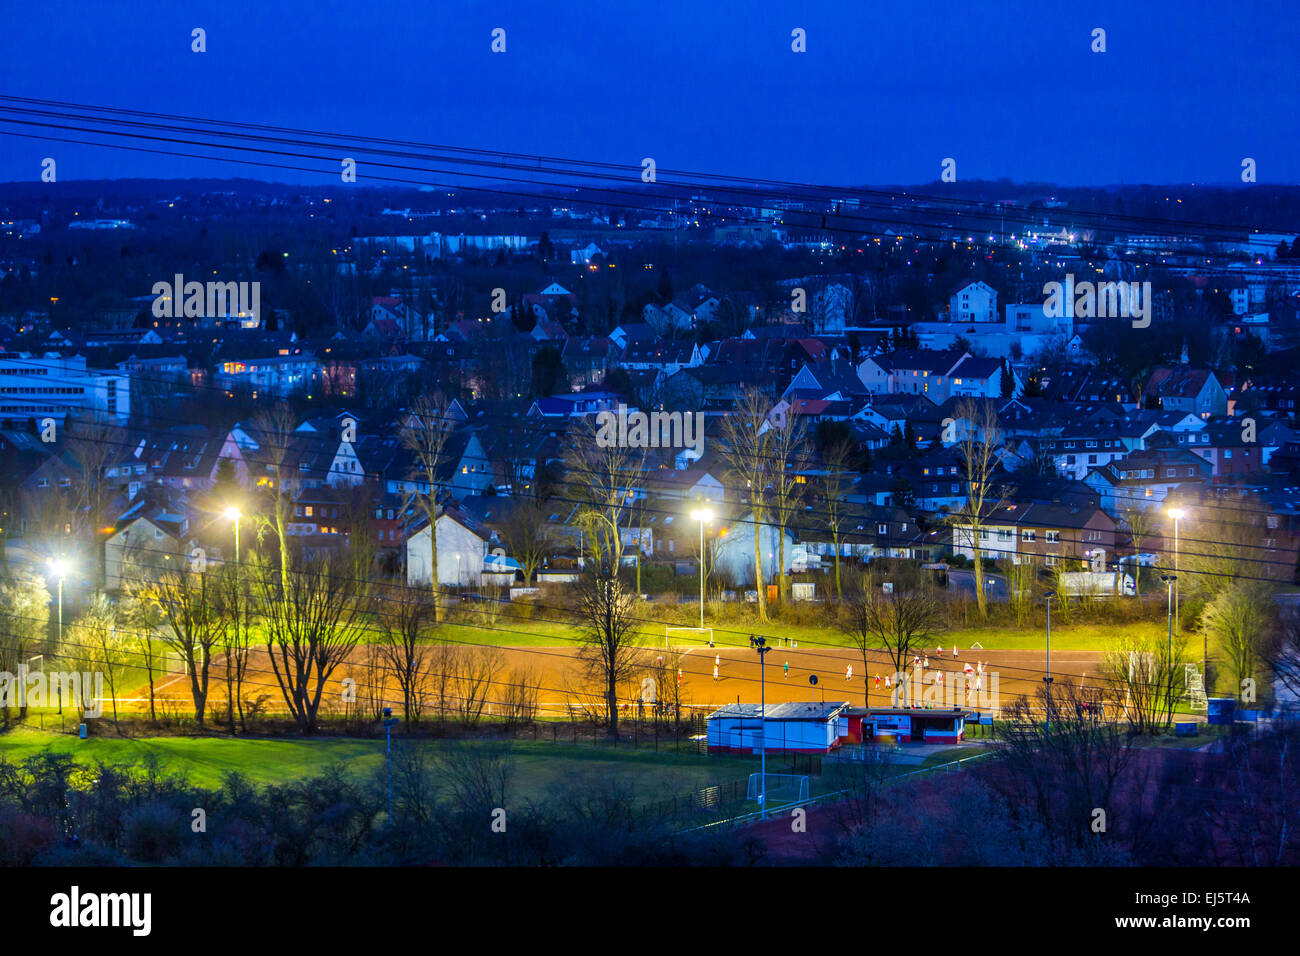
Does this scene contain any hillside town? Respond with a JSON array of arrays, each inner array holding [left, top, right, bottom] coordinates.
[[3, 182, 1300, 602], [1, 3, 1299, 918]]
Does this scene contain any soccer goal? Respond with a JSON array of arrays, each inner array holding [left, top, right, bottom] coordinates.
[[665, 626, 714, 648], [746, 773, 810, 807]]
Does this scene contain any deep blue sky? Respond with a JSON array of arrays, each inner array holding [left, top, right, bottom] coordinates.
[[0, 0, 1295, 187]]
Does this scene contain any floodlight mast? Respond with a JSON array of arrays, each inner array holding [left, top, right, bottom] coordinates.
[[750, 634, 770, 819], [691, 508, 713, 633]]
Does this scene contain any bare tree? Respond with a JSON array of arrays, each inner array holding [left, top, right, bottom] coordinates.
[[1121, 505, 1152, 598], [719, 387, 774, 621], [1101, 629, 1187, 734], [1207, 724, 1300, 865], [767, 403, 811, 603], [1269, 611, 1300, 704], [341, 484, 379, 595], [376, 582, 435, 730], [819, 438, 855, 600], [951, 398, 1006, 619], [257, 556, 367, 734], [0, 571, 50, 723], [1177, 493, 1291, 600], [500, 664, 542, 730], [449, 645, 506, 728], [137, 562, 221, 729], [1001, 682, 1136, 851], [212, 563, 255, 732], [838, 571, 945, 705], [63, 411, 125, 579], [564, 416, 647, 575], [250, 402, 299, 591], [67, 596, 124, 731], [399, 393, 454, 622], [573, 566, 641, 737], [1006, 560, 1037, 625], [1203, 580, 1281, 700], [497, 498, 556, 588], [122, 594, 163, 725]]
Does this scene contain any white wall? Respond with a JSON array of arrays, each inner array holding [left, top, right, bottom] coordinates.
[[713, 518, 794, 588], [406, 514, 488, 586]]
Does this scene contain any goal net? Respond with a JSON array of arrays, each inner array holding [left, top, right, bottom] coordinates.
[[665, 626, 714, 648], [746, 773, 810, 807]]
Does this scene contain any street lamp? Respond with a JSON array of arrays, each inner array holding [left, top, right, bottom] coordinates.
[[1167, 507, 1185, 628], [48, 558, 69, 645], [382, 706, 399, 823], [690, 508, 713, 636], [750, 634, 770, 819], [1161, 574, 1177, 706], [1043, 590, 1055, 732], [224, 506, 241, 566]]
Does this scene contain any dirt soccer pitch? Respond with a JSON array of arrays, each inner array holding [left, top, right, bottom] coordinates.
[[122, 637, 1104, 722]]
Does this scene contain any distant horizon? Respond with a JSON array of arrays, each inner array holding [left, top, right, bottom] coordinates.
[[0, 175, 1292, 196]]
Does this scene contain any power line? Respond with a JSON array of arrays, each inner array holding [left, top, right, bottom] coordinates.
[[1, 104, 1294, 280], [1, 94, 1290, 240]]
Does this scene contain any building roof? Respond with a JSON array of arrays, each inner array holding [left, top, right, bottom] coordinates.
[[708, 701, 849, 721]]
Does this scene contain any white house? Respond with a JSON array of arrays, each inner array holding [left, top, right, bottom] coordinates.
[[949, 281, 998, 324], [570, 243, 604, 265], [104, 498, 192, 592], [712, 514, 796, 589], [405, 508, 493, 587]]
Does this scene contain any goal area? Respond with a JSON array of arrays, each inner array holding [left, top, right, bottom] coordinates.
[[746, 773, 810, 807], [664, 626, 714, 648]]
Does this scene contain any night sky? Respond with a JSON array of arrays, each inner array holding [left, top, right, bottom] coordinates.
[[0, 0, 1295, 186]]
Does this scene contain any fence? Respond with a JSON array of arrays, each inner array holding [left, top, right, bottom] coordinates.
[[639, 752, 822, 825], [681, 748, 1003, 833]]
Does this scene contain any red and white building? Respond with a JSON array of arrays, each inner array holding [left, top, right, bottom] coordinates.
[[849, 707, 967, 744]]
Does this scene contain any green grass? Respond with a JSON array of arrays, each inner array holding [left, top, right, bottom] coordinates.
[[0, 727, 767, 806], [430, 616, 1168, 652], [0, 726, 380, 787]]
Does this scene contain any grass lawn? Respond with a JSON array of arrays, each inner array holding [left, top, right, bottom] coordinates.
[[0, 726, 770, 807], [432, 615, 1169, 652]]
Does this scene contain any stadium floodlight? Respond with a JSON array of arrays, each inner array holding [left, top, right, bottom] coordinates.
[[690, 508, 713, 636], [750, 635, 770, 819], [1166, 507, 1186, 629], [224, 506, 242, 566], [1160, 574, 1177, 665], [382, 706, 399, 823], [1043, 590, 1054, 732], [47, 558, 70, 645]]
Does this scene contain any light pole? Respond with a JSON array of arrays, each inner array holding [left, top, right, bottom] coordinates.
[[382, 706, 399, 823], [224, 506, 241, 565], [1167, 507, 1184, 629], [750, 634, 770, 819], [690, 508, 713, 635], [1044, 590, 1054, 732], [48, 558, 69, 645], [1161, 573, 1177, 710]]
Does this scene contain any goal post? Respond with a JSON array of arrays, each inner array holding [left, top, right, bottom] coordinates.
[[664, 626, 714, 648], [746, 773, 810, 807]]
